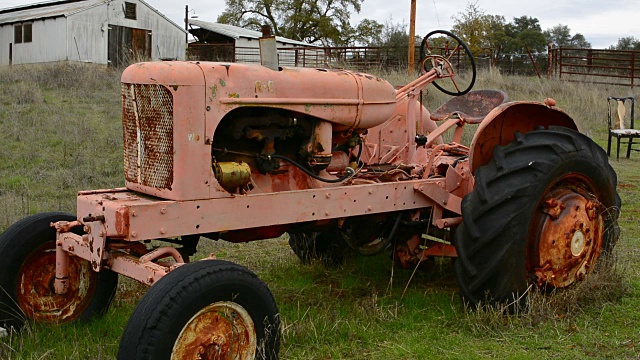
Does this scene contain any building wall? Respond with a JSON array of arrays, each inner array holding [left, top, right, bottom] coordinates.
[[0, 0, 185, 65], [69, 0, 185, 65], [0, 17, 67, 65]]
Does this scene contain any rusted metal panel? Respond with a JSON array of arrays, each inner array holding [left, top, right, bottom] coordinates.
[[122, 83, 174, 189], [529, 184, 605, 288], [121, 62, 212, 201], [430, 89, 508, 124], [468, 101, 578, 173], [172, 302, 256, 359], [77, 179, 440, 242], [199, 62, 397, 129], [16, 242, 99, 324]]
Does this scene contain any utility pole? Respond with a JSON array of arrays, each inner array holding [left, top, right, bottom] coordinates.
[[408, 0, 416, 75], [184, 5, 189, 45]]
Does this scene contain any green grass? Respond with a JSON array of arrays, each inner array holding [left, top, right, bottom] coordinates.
[[1, 63, 640, 359]]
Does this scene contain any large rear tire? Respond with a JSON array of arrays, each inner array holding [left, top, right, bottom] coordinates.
[[454, 127, 620, 308], [0, 212, 118, 331], [117, 260, 280, 360]]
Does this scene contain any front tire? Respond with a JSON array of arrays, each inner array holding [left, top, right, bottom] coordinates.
[[117, 260, 280, 360], [0, 212, 118, 331], [454, 127, 620, 307]]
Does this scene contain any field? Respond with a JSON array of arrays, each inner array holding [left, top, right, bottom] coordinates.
[[0, 63, 639, 359]]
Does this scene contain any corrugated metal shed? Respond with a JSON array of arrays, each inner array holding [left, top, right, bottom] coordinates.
[[188, 20, 314, 47], [0, 0, 187, 65]]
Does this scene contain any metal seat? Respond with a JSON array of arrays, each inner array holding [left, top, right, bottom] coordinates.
[[607, 96, 640, 159], [430, 89, 508, 124]]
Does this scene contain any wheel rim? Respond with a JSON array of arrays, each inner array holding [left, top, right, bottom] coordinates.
[[16, 242, 98, 323], [172, 301, 256, 360], [528, 174, 605, 288]]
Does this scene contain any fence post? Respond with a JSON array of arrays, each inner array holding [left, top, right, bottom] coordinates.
[[632, 51, 636, 88], [558, 48, 563, 79], [547, 43, 552, 79], [526, 46, 541, 79]]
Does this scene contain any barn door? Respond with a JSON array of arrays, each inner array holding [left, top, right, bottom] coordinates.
[[108, 24, 151, 67]]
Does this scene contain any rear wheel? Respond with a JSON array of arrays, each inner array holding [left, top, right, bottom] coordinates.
[[0, 212, 118, 331], [288, 229, 348, 265], [117, 260, 280, 360], [454, 127, 620, 307]]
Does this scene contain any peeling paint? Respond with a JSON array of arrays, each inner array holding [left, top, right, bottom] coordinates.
[[229, 93, 240, 98], [219, 79, 227, 87], [210, 85, 218, 101]]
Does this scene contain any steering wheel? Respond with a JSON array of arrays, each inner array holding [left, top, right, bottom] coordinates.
[[419, 30, 476, 96]]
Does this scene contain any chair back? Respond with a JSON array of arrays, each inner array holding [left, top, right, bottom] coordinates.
[[608, 96, 635, 131]]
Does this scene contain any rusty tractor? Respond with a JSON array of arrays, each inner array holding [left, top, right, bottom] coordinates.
[[0, 30, 619, 359]]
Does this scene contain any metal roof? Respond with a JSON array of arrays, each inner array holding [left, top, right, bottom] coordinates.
[[0, 0, 186, 33], [0, 0, 105, 24], [188, 19, 315, 47]]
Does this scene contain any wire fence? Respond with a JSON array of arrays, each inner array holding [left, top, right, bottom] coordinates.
[[188, 43, 640, 87]]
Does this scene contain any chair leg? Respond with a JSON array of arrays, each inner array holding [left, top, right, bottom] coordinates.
[[607, 135, 612, 156], [628, 138, 634, 158], [617, 137, 621, 160]]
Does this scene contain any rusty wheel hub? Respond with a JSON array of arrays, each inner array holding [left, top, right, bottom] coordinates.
[[530, 183, 604, 288], [172, 301, 256, 360], [16, 242, 98, 323]]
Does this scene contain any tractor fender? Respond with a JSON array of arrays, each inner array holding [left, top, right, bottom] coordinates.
[[469, 101, 578, 174]]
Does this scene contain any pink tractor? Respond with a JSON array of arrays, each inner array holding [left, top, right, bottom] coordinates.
[[0, 31, 619, 359]]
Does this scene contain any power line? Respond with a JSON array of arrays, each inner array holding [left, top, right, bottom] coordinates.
[[432, 0, 441, 27]]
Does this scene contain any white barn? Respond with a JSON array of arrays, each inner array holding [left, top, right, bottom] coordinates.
[[187, 20, 325, 67], [0, 0, 186, 66]]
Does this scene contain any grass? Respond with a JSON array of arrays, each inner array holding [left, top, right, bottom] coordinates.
[[0, 63, 639, 359]]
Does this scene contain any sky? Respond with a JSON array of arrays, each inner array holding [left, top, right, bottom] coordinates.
[[0, 0, 637, 49]]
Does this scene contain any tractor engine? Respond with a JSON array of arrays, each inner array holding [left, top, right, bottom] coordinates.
[[121, 61, 400, 201]]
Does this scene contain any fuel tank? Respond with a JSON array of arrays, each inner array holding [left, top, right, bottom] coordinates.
[[122, 61, 397, 129], [200, 63, 398, 129]]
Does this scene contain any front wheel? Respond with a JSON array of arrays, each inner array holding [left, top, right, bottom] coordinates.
[[0, 212, 118, 331], [117, 260, 280, 360], [454, 127, 620, 308]]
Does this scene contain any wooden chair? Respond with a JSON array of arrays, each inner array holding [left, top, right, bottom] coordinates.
[[607, 96, 640, 159]]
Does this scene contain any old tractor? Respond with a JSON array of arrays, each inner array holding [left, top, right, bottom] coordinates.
[[0, 30, 619, 359]]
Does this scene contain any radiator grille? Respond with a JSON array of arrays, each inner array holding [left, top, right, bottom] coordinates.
[[122, 83, 174, 189]]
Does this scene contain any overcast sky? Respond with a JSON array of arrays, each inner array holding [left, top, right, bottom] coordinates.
[[0, 0, 637, 48]]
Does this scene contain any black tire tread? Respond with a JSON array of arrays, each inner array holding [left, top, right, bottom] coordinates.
[[117, 259, 280, 360], [454, 127, 620, 306]]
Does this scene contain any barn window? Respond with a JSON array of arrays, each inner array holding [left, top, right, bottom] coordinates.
[[14, 24, 22, 43], [13, 23, 32, 44], [23, 23, 32, 43], [124, 2, 137, 20]]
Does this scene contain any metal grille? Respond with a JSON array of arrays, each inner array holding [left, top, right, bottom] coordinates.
[[122, 83, 174, 189]]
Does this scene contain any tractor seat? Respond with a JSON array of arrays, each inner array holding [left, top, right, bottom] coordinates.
[[430, 89, 508, 124]]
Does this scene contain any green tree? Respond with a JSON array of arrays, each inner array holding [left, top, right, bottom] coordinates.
[[544, 24, 591, 48], [217, 0, 381, 46], [503, 16, 547, 54], [610, 36, 640, 50], [451, 2, 505, 57]]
